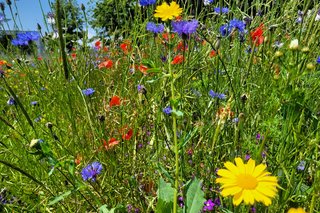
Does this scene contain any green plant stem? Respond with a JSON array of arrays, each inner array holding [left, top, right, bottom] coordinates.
[[56, 0, 69, 80], [168, 34, 179, 213]]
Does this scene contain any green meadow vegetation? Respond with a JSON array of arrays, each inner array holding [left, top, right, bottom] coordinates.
[[0, 0, 319, 212]]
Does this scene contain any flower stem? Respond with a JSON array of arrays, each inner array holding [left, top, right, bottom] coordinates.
[[168, 33, 179, 213]]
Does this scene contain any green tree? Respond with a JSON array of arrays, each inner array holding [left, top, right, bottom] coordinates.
[[90, 0, 136, 39]]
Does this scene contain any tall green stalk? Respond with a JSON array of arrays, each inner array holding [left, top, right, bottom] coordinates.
[[168, 34, 179, 213], [55, 0, 69, 80]]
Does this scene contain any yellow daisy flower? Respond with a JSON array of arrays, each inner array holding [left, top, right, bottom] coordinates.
[[154, 1, 182, 21], [287, 207, 307, 213], [216, 157, 279, 206]]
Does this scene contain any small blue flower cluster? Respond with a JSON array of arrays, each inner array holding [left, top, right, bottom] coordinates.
[[209, 90, 226, 100], [139, 0, 156, 6], [11, 32, 40, 46], [220, 19, 246, 36]]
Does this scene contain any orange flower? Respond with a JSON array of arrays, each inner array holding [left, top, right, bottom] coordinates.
[[209, 50, 217, 58], [122, 128, 133, 140], [162, 32, 175, 41], [138, 64, 149, 75], [102, 138, 120, 150], [0, 60, 7, 66], [98, 59, 113, 69], [75, 154, 82, 165], [109, 96, 121, 107], [171, 55, 184, 65], [250, 24, 264, 46]]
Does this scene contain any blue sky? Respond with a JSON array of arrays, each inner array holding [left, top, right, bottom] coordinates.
[[1, 0, 95, 37]]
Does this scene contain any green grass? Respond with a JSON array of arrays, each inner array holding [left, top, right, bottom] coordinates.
[[0, 0, 320, 212]]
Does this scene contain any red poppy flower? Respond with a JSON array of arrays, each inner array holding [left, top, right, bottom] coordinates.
[[98, 59, 113, 69], [120, 41, 131, 54], [122, 128, 133, 140], [171, 55, 184, 65], [250, 24, 264, 46], [102, 138, 120, 150], [138, 64, 148, 75], [71, 53, 76, 59], [95, 40, 101, 49], [109, 96, 121, 107], [209, 50, 217, 58], [162, 32, 175, 41], [176, 41, 187, 52]]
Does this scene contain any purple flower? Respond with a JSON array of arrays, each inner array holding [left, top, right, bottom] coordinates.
[[203, 199, 215, 211], [81, 162, 103, 182], [7, 97, 15, 105], [214, 197, 221, 206], [139, 0, 156, 6], [31, 101, 39, 106], [163, 106, 172, 115], [172, 19, 199, 38], [297, 160, 306, 171], [214, 7, 229, 14], [316, 56, 320, 64], [146, 22, 164, 34], [137, 84, 145, 93], [209, 90, 226, 100], [245, 154, 251, 161], [82, 88, 95, 96]]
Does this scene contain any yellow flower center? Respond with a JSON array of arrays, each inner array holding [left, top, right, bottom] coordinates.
[[237, 174, 258, 189]]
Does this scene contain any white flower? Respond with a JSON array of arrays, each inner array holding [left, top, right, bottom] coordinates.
[[289, 39, 299, 50]]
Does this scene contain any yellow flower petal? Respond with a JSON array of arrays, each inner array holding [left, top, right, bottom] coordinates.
[[217, 169, 237, 178], [245, 159, 256, 174], [242, 189, 255, 205], [221, 186, 242, 196], [252, 164, 267, 177], [234, 157, 245, 174], [233, 191, 244, 206]]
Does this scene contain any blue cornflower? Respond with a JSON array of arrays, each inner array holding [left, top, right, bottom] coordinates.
[[219, 24, 228, 36], [139, 0, 156, 6], [204, 0, 214, 6], [31, 101, 38, 106], [7, 97, 15, 105], [81, 162, 103, 182], [11, 31, 40, 46], [163, 106, 172, 115], [82, 88, 95, 96], [316, 56, 320, 64], [297, 160, 306, 171], [220, 19, 246, 36], [229, 19, 246, 32], [209, 90, 226, 100], [146, 22, 164, 34], [214, 7, 229, 14], [172, 19, 199, 38]]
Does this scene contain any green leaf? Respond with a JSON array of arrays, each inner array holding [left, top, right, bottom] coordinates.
[[99, 204, 125, 213], [171, 110, 184, 117], [158, 178, 175, 203], [185, 178, 206, 213], [156, 178, 175, 212], [48, 190, 72, 205]]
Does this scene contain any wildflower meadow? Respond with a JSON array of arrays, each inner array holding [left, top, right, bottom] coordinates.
[[0, 0, 320, 212]]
